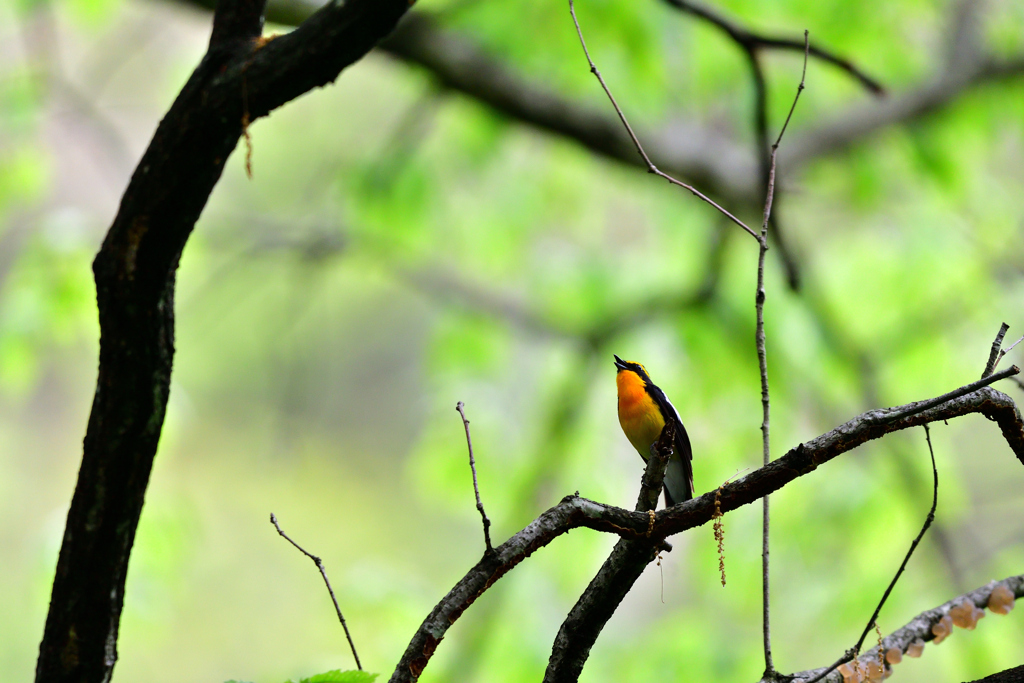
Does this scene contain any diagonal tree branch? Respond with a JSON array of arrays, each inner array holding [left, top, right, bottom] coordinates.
[[176, 0, 1024, 222], [661, 0, 884, 95], [386, 494, 665, 683], [541, 420, 677, 683], [35, 0, 414, 680], [788, 574, 1024, 683], [663, 0, 881, 290], [783, 0, 1019, 171], [387, 377, 1024, 683], [374, 12, 756, 202], [387, 6, 1024, 209], [983, 323, 1011, 378]]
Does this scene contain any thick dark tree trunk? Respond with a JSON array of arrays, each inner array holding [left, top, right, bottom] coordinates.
[[35, 0, 413, 680]]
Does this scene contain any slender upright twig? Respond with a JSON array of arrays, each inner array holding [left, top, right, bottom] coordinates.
[[270, 513, 363, 670], [982, 323, 1010, 378], [804, 424, 939, 683], [567, 0, 757, 240], [755, 30, 808, 679], [456, 401, 494, 553]]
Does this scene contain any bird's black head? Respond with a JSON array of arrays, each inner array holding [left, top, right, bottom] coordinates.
[[613, 354, 652, 383]]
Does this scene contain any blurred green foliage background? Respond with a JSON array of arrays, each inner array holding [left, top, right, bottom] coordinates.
[[2, 0, 1024, 680]]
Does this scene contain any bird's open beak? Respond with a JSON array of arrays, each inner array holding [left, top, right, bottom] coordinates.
[[613, 354, 627, 371]]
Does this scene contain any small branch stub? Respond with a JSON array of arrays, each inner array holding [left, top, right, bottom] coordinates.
[[456, 401, 494, 554], [982, 323, 1010, 378]]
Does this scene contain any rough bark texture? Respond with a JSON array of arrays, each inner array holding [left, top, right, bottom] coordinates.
[[789, 575, 1024, 683], [35, 0, 413, 680], [385, 495, 655, 683], [968, 666, 1024, 683], [541, 421, 676, 683], [541, 539, 657, 683]]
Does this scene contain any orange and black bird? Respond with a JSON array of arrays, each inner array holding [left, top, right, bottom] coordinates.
[[614, 355, 693, 506]]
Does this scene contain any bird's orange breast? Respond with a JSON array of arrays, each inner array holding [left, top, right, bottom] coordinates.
[[617, 371, 666, 460]]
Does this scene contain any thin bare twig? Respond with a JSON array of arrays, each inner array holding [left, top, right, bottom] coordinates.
[[773, 34, 809, 149], [567, 0, 757, 240], [982, 323, 1010, 378], [996, 334, 1024, 373], [270, 513, 363, 671], [456, 401, 494, 553], [869, 364, 1020, 426], [754, 30, 808, 679], [804, 424, 939, 683], [746, 49, 803, 292]]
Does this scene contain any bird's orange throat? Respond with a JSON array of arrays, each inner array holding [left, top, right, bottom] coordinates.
[[616, 370, 666, 459], [616, 370, 648, 411]]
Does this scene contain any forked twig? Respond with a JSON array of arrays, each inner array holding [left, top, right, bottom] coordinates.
[[456, 401, 494, 553], [804, 424, 939, 683], [996, 335, 1024, 373], [567, 0, 757, 240], [270, 513, 363, 670]]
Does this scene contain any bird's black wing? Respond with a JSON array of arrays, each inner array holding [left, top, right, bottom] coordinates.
[[646, 382, 694, 504]]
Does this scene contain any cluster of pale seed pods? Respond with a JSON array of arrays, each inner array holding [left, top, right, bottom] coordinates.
[[795, 582, 1017, 683]]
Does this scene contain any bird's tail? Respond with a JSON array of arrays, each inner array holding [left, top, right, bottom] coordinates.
[[663, 454, 693, 507]]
